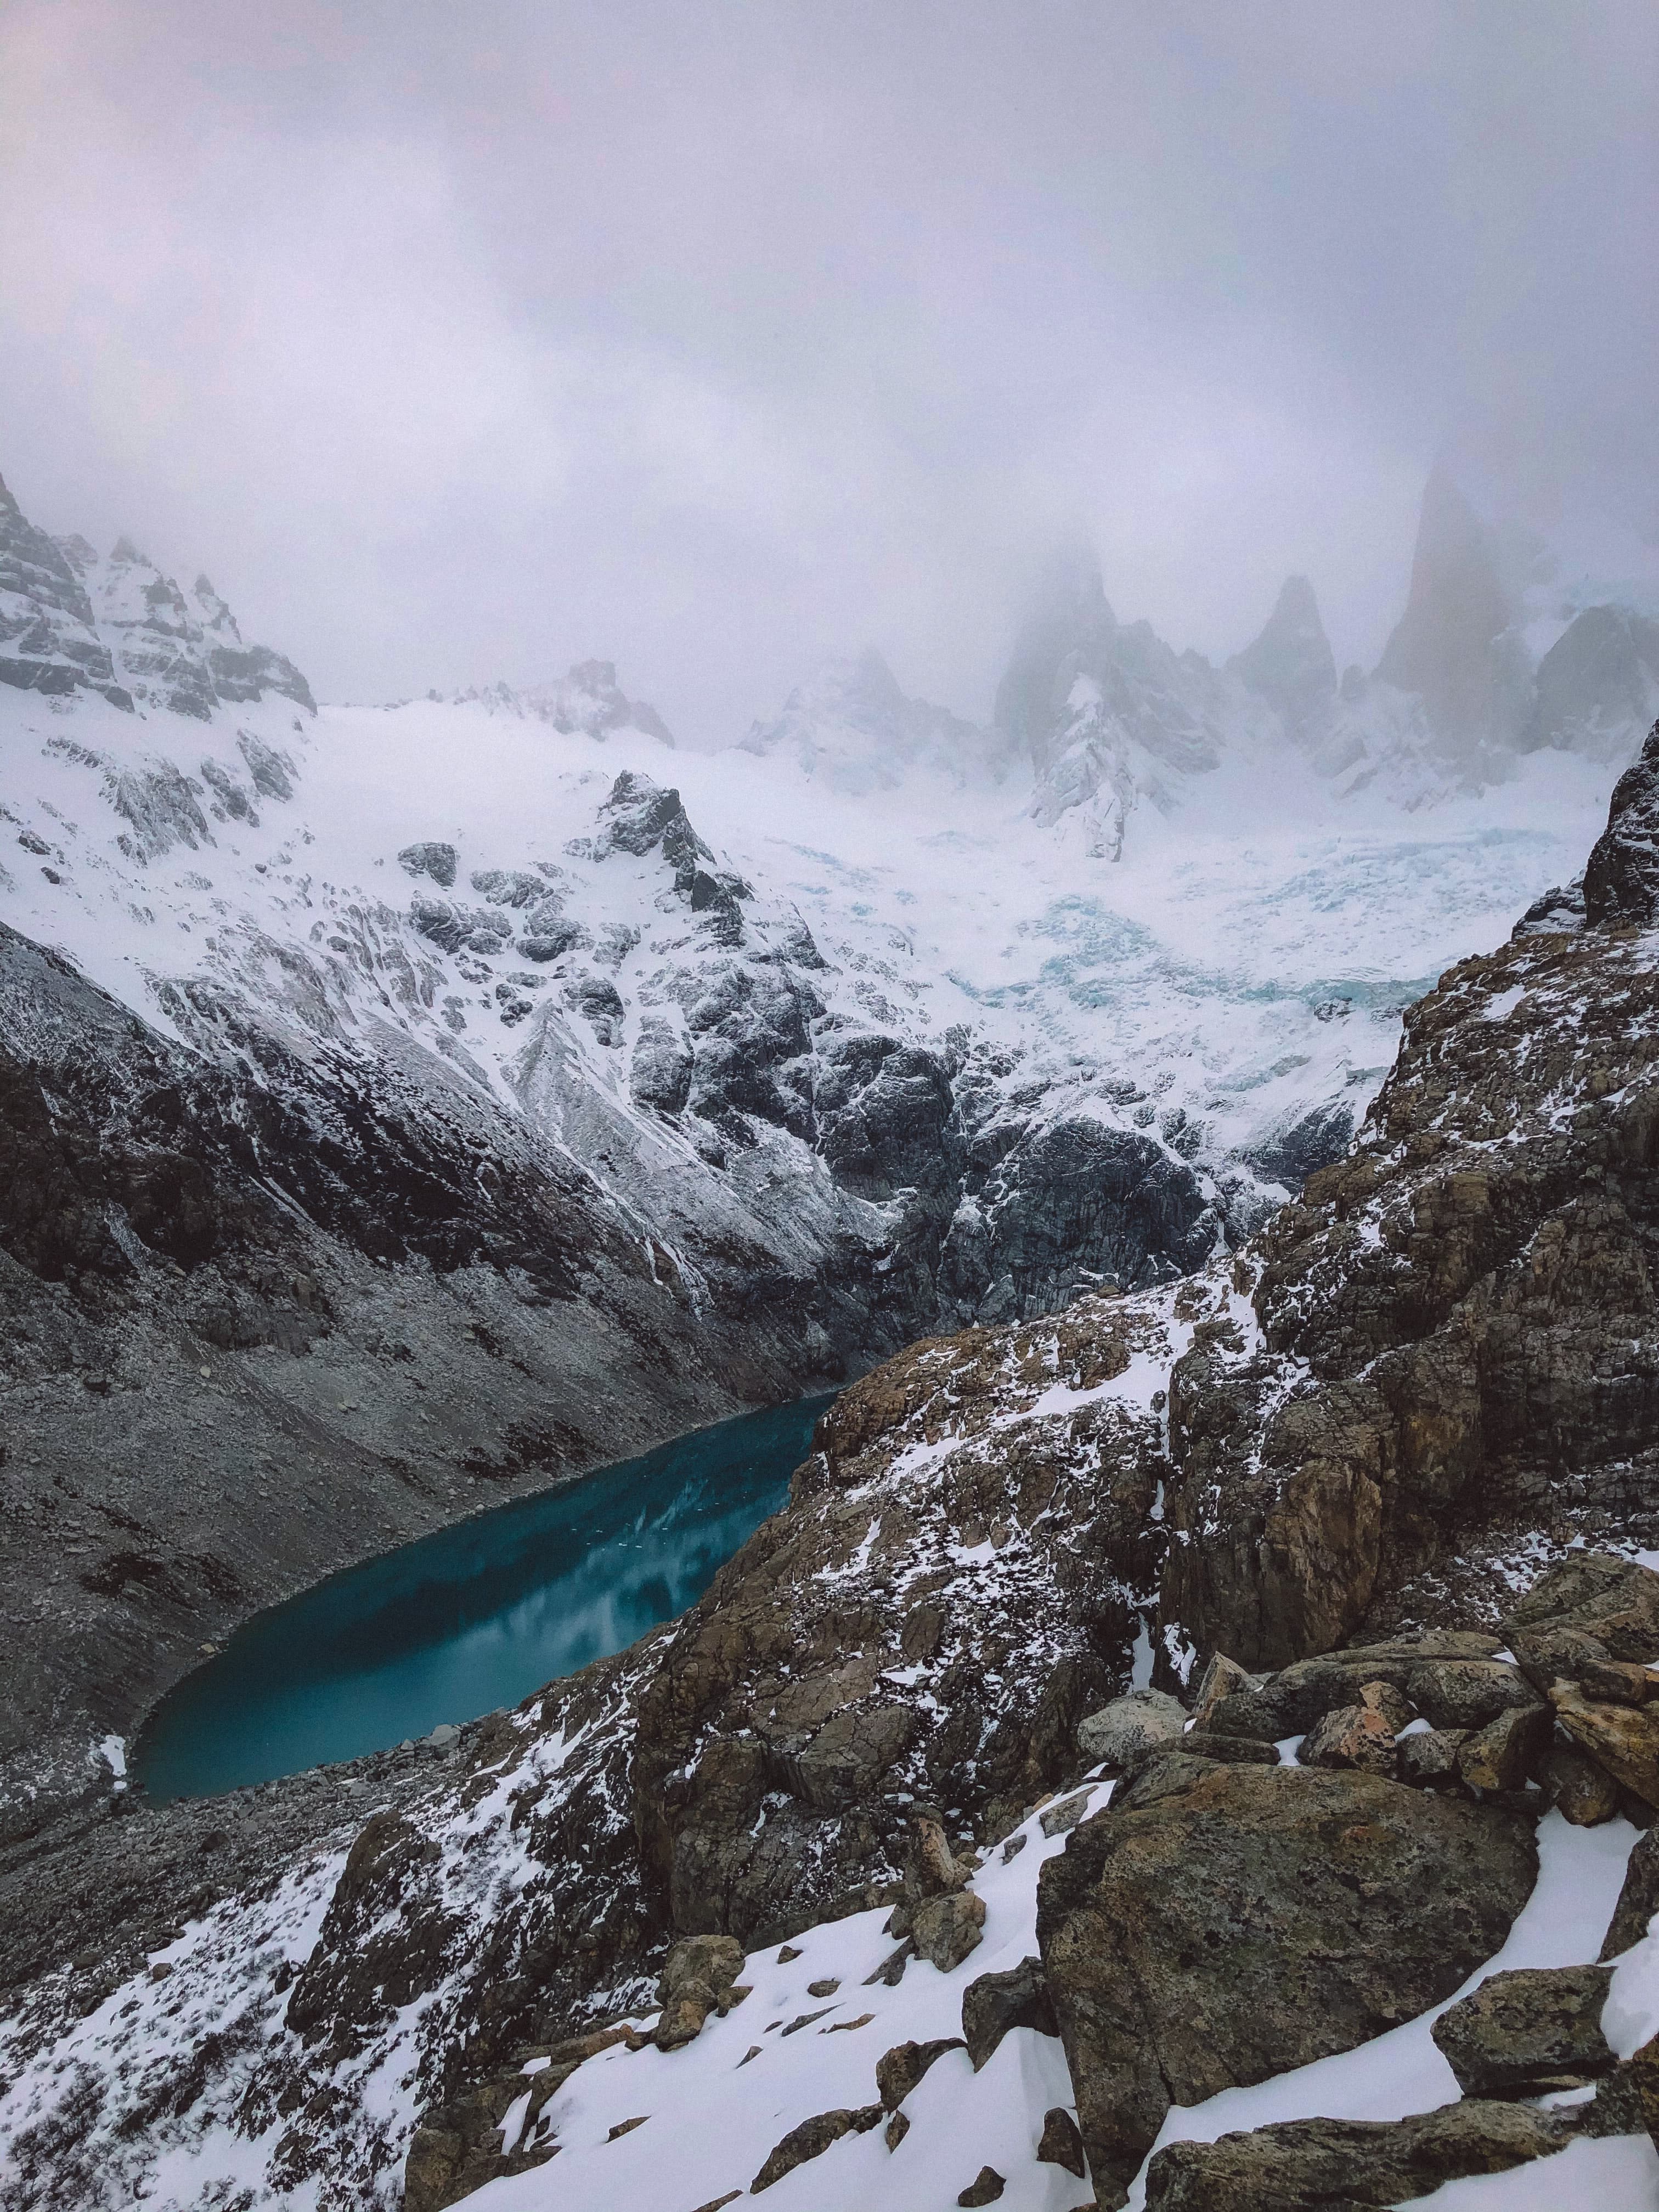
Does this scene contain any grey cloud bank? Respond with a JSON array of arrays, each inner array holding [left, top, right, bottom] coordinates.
[[1, 0, 1653, 743]]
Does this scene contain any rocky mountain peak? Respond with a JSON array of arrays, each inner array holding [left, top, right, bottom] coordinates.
[[994, 532, 1118, 770], [0, 466, 314, 720], [1375, 466, 1528, 760], [1229, 572, 1337, 737], [0, 472, 128, 707]]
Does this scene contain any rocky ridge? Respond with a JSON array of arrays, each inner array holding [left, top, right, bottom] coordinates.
[[3, 725, 1659, 2206]]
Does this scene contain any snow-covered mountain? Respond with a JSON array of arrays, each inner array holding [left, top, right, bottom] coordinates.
[[996, 471, 1659, 842], [741, 646, 1009, 794], [0, 455, 1649, 1847]]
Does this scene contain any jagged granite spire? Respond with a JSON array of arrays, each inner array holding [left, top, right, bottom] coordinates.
[[994, 531, 1117, 769], [1228, 574, 1336, 738], [1375, 467, 1527, 757]]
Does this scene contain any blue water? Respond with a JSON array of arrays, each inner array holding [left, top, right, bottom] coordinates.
[[134, 1393, 834, 1803]]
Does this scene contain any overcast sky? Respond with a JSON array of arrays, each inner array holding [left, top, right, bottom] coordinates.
[[2, 2, 1654, 743]]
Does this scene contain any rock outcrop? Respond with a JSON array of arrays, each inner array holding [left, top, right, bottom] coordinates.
[[1036, 1761, 1537, 2203]]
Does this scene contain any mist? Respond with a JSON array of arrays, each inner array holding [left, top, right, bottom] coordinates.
[[2, 0, 1654, 744]]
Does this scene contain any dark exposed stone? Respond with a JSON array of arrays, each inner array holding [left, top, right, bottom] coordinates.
[[1601, 1824, 1659, 1960], [1037, 1763, 1537, 2205], [957, 2166, 1006, 2205], [751, 2103, 883, 2192], [1036, 2105, 1087, 2177], [875, 2035, 965, 2111], [1431, 1963, 1616, 2097], [1143, 2099, 1580, 2210], [961, 1956, 1059, 2072]]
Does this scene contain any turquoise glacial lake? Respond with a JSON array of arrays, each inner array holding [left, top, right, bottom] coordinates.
[[134, 1392, 834, 1803]]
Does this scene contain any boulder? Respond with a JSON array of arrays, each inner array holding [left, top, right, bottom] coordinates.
[[1431, 1964, 1616, 2095], [752, 2104, 883, 2191], [1457, 1703, 1553, 1793], [1504, 1554, 1659, 1670], [1076, 1689, 1186, 1768], [1357, 1679, 1417, 1734], [1189, 1652, 1261, 1731], [1142, 2100, 1579, 2210], [957, 2167, 1006, 2205], [654, 1933, 746, 2051], [1036, 2106, 1087, 2177], [1396, 1728, 1466, 1788], [1036, 1763, 1537, 2206], [1549, 1682, 1659, 1808], [962, 1955, 1059, 2070], [1547, 1740, 1621, 1826], [1600, 1825, 1659, 1960], [1174, 1731, 1280, 1767], [874, 2035, 964, 2111], [1405, 1659, 1541, 1733], [397, 839, 458, 888], [1301, 1702, 1397, 1775], [912, 1889, 986, 1972]]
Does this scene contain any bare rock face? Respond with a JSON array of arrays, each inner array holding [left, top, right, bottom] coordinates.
[[1583, 718, 1659, 926], [1035, 1763, 1538, 2207], [1161, 725, 1659, 1669]]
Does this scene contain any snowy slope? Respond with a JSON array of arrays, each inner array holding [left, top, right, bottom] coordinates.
[[4, 1745, 1656, 2212]]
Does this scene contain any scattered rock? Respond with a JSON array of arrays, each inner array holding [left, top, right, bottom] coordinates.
[[1396, 1728, 1466, 1788], [751, 2103, 883, 2191], [1076, 1689, 1186, 1768], [1457, 1703, 1552, 1793], [606, 2115, 648, 2141], [1036, 2106, 1087, 2176], [1301, 1702, 1398, 1775], [912, 1889, 986, 1972], [864, 1942, 913, 1988], [777, 1944, 802, 1962], [876, 2035, 966, 2109], [806, 1977, 840, 1997], [1550, 1682, 1659, 1809], [884, 2109, 910, 2150], [957, 2166, 1006, 2205], [962, 1956, 1059, 2071], [1142, 2098, 1579, 2210], [1037, 1763, 1538, 2205], [1040, 1790, 1094, 1837], [1431, 1964, 1616, 2096], [654, 1933, 746, 2051], [1547, 1740, 1622, 1826], [780, 2006, 837, 2036]]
